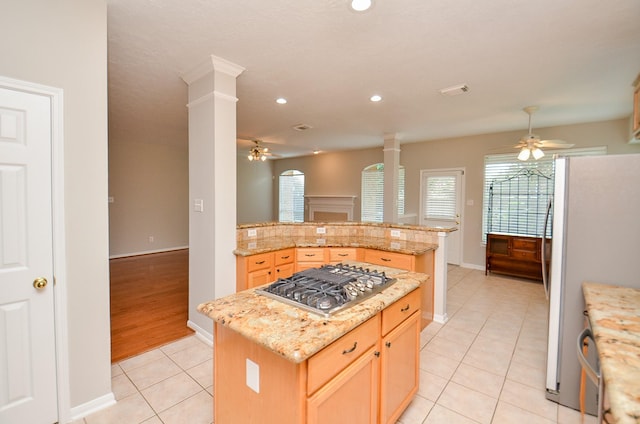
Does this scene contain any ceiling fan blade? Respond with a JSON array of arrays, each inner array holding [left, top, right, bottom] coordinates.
[[538, 139, 575, 148]]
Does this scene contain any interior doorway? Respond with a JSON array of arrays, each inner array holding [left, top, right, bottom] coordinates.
[[109, 249, 192, 362]]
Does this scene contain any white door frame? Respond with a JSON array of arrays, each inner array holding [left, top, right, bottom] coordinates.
[[419, 167, 465, 265], [0, 76, 70, 423]]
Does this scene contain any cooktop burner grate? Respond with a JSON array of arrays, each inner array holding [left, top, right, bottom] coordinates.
[[255, 263, 396, 317]]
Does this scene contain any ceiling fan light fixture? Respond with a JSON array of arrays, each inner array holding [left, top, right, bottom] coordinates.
[[532, 147, 545, 160], [518, 147, 531, 161]]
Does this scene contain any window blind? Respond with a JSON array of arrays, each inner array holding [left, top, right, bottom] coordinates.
[[424, 175, 457, 220], [361, 164, 405, 222], [279, 170, 304, 222], [482, 147, 606, 242]]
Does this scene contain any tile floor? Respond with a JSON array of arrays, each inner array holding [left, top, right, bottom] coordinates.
[[74, 267, 598, 424]]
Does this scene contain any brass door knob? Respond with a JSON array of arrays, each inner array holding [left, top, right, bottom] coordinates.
[[33, 277, 48, 289]]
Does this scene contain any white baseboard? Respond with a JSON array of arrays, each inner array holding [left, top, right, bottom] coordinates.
[[109, 245, 189, 259], [433, 313, 449, 324], [460, 262, 485, 271], [68, 392, 116, 422], [188, 319, 213, 345]]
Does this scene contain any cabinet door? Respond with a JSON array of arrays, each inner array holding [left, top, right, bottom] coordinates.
[[307, 346, 379, 424], [275, 262, 295, 280], [379, 312, 420, 424], [247, 268, 274, 289]]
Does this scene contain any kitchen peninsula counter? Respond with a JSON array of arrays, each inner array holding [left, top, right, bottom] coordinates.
[[582, 282, 640, 424], [234, 236, 437, 257], [198, 261, 426, 363]]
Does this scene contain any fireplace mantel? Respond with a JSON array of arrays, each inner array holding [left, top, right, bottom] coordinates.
[[305, 195, 357, 222]]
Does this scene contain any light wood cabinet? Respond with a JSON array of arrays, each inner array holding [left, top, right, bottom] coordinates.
[[296, 247, 327, 271], [237, 248, 295, 291], [485, 233, 550, 281], [327, 247, 360, 264], [364, 249, 414, 270], [213, 288, 421, 424]]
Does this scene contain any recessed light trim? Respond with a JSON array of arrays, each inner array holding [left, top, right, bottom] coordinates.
[[276, 97, 287, 104], [351, 0, 372, 12], [370, 94, 382, 102]]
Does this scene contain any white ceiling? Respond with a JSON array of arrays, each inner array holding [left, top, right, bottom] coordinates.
[[107, 0, 640, 158]]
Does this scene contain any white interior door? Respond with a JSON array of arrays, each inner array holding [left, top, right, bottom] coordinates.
[[420, 169, 463, 265], [0, 86, 58, 423]]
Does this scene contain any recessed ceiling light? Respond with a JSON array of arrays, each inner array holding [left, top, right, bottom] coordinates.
[[351, 0, 372, 12], [313, 149, 320, 155], [370, 94, 382, 102], [276, 97, 287, 104]]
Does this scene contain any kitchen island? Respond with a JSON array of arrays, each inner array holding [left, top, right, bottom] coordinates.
[[582, 282, 640, 424], [198, 261, 428, 424]]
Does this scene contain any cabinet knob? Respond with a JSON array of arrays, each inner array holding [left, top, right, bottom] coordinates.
[[385, 341, 392, 348]]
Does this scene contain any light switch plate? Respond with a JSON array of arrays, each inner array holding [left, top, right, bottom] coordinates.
[[246, 358, 260, 393], [316, 227, 326, 234], [391, 229, 401, 238], [248, 229, 257, 237]]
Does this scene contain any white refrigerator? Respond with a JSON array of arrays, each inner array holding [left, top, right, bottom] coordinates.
[[545, 154, 640, 414]]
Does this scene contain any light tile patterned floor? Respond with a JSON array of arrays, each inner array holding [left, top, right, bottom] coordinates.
[[74, 267, 598, 424]]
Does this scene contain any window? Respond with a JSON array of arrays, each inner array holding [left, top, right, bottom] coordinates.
[[424, 174, 458, 221], [279, 169, 304, 222], [361, 163, 405, 222], [482, 147, 606, 242]]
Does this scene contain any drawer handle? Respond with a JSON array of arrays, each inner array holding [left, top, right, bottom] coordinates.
[[342, 342, 358, 355], [381, 258, 391, 262], [400, 304, 410, 312], [385, 341, 392, 348], [255, 260, 266, 265], [280, 255, 290, 259], [338, 253, 349, 257], [305, 254, 316, 257]]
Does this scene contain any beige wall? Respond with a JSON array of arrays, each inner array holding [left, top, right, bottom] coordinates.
[[269, 118, 640, 268], [108, 140, 188, 257], [0, 0, 111, 415], [237, 156, 274, 223]]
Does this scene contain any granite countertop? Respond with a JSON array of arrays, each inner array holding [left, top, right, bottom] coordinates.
[[234, 236, 438, 257], [198, 262, 427, 363], [582, 282, 640, 424]]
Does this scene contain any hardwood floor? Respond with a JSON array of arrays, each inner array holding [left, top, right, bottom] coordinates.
[[109, 249, 193, 363]]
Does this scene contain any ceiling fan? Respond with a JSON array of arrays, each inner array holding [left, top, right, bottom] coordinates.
[[514, 106, 575, 161], [247, 140, 278, 161]]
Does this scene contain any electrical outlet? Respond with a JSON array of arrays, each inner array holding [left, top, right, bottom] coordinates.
[[246, 358, 260, 393], [148, 236, 154, 243], [316, 238, 326, 245], [391, 230, 401, 238], [316, 227, 326, 234], [248, 229, 257, 237], [391, 242, 401, 249]]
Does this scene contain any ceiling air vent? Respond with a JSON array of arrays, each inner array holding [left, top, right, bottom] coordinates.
[[293, 124, 313, 131], [439, 84, 469, 96]]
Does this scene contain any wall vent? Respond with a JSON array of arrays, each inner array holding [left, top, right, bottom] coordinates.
[[439, 84, 469, 96]]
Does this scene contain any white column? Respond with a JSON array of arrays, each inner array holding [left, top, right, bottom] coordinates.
[[433, 231, 449, 324], [181, 55, 245, 339], [383, 134, 400, 223]]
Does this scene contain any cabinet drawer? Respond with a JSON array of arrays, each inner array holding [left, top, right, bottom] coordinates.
[[382, 288, 421, 336], [512, 249, 537, 261], [297, 248, 326, 262], [364, 249, 414, 271], [307, 314, 380, 395], [512, 238, 537, 252], [329, 248, 358, 263], [246, 252, 273, 272], [274, 248, 295, 266]]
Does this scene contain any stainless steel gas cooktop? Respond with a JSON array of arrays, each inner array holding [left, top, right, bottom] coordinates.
[[255, 263, 395, 317]]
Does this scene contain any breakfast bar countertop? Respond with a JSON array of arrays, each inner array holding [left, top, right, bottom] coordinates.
[[582, 282, 640, 424], [198, 262, 427, 364]]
